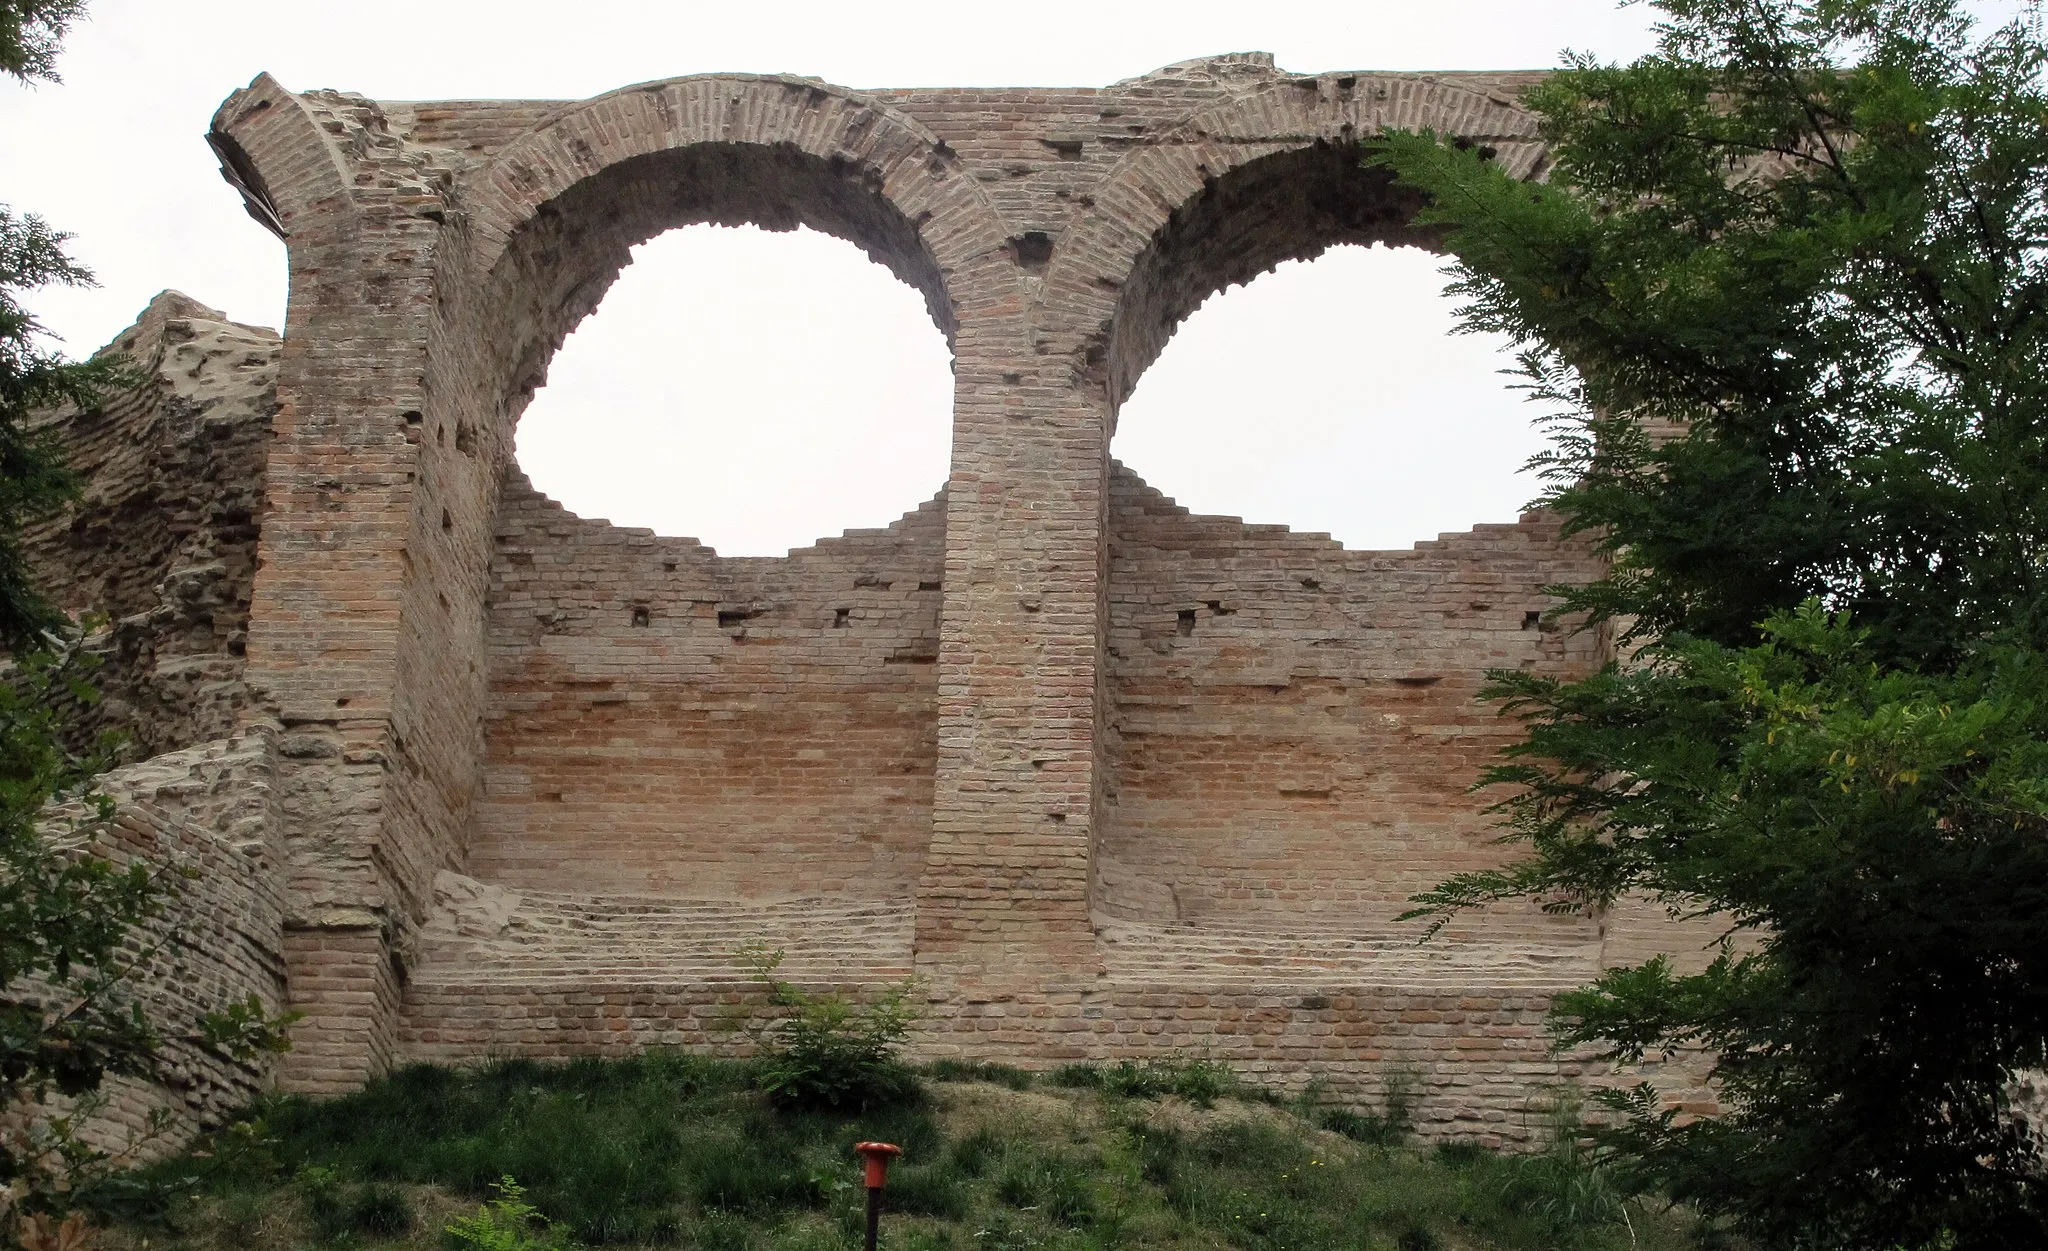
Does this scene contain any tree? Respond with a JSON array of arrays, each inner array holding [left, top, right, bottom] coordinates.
[[0, 1, 291, 1223], [1376, 1, 2048, 1246], [1, 0, 111, 649], [0, 2, 83, 86]]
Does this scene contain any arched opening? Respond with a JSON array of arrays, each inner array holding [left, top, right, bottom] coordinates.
[[1094, 141, 1606, 958], [514, 223, 953, 556], [451, 136, 954, 945], [1112, 241, 1540, 551]]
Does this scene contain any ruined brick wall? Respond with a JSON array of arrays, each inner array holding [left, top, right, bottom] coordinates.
[[70, 732, 289, 1154], [0, 53, 1732, 1140], [472, 473, 943, 899], [24, 293, 274, 762], [1098, 466, 1600, 932], [9, 295, 290, 1158]]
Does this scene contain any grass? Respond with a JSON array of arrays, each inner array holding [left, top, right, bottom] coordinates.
[[92, 1054, 1694, 1251]]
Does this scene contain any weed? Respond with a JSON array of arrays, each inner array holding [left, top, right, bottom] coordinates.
[[297, 1163, 351, 1242], [1319, 1109, 1405, 1147], [1049, 1058, 1237, 1108], [445, 1176, 575, 1251], [1494, 1117, 1627, 1249], [919, 1061, 1034, 1091], [102, 1055, 1689, 1251], [992, 1152, 1094, 1228], [217, 1186, 268, 1241], [734, 944, 921, 1112], [692, 1209, 756, 1251], [351, 1182, 414, 1237], [1396, 1227, 1441, 1251], [949, 1128, 1003, 1180], [886, 1162, 971, 1220]]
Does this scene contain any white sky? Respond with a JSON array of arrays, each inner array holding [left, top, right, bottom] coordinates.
[[0, 1, 1693, 554]]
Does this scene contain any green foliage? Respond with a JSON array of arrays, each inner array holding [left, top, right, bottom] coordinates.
[[733, 944, 921, 1112], [0, 639, 161, 1210], [166, 1052, 940, 1245], [0, 0, 83, 86], [0, 205, 123, 649], [917, 1060, 1034, 1090], [121, 1055, 1681, 1251], [0, 639, 299, 1217], [1376, 1, 2048, 1246], [1376, 0, 2048, 669], [1049, 1057, 1236, 1107], [445, 1177, 574, 1251]]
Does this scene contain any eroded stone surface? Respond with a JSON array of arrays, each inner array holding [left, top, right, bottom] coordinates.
[[26, 292, 274, 761]]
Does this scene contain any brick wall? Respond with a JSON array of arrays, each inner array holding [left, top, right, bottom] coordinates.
[[470, 474, 944, 900], [0, 53, 1741, 1139], [1099, 465, 1602, 932]]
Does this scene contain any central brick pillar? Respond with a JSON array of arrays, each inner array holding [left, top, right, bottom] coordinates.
[[917, 355, 1108, 986]]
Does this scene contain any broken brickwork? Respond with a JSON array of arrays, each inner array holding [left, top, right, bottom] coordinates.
[[22, 53, 1724, 1146]]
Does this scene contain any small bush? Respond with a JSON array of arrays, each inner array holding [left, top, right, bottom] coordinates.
[[735, 944, 921, 1112], [296, 1164, 351, 1242], [445, 1176, 575, 1251]]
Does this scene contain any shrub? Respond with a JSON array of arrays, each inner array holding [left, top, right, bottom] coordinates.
[[734, 944, 920, 1112], [445, 1176, 576, 1251]]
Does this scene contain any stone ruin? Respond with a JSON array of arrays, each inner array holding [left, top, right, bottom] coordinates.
[[28, 53, 1721, 1150]]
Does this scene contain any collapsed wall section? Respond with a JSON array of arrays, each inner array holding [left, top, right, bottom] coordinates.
[[14, 295, 289, 1155], [469, 474, 945, 901], [24, 292, 275, 761]]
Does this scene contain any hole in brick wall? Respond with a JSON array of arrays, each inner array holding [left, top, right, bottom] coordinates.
[[1113, 242, 1546, 551], [1009, 231, 1054, 273], [631, 606, 651, 628], [515, 224, 952, 556]]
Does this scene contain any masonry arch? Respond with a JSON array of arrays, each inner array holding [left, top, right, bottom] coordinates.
[[434, 78, 1010, 911], [1042, 75, 1544, 408], [1084, 81, 1576, 933]]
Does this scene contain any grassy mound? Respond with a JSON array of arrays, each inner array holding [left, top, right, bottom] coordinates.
[[99, 1055, 1692, 1251]]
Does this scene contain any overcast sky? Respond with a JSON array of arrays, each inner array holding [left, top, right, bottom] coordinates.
[[0, 2, 1690, 553]]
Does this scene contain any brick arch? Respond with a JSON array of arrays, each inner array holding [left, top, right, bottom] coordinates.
[[1043, 76, 1545, 410], [458, 74, 1016, 418], [208, 73, 354, 239]]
